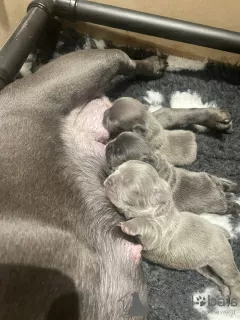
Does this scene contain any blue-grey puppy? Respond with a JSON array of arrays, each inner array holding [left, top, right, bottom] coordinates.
[[104, 160, 240, 301], [105, 131, 239, 215]]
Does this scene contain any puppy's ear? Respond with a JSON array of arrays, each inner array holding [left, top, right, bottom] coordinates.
[[152, 185, 171, 208], [140, 154, 158, 169], [133, 124, 147, 137]]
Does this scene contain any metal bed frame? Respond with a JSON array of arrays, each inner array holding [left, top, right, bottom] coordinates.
[[0, 0, 239, 90]]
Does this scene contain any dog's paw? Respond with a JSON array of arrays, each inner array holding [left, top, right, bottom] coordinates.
[[221, 285, 230, 298], [149, 55, 168, 77], [227, 201, 240, 215], [137, 55, 168, 78], [206, 108, 233, 133], [220, 178, 240, 194], [118, 222, 138, 236], [148, 55, 168, 75]]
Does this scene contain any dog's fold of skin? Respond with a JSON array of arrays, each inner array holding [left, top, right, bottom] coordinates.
[[103, 97, 197, 166], [0, 49, 236, 319], [104, 160, 240, 302], [105, 130, 239, 215], [103, 97, 233, 167]]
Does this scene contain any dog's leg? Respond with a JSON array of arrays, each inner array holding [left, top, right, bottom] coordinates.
[[209, 176, 239, 193], [197, 266, 230, 297], [7, 49, 167, 117], [153, 107, 232, 132], [134, 55, 167, 77], [208, 249, 240, 302]]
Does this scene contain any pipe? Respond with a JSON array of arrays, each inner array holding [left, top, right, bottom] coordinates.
[[0, 0, 240, 90], [55, 0, 240, 54], [0, 0, 54, 90]]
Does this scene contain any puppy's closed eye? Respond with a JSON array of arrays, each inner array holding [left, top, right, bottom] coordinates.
[[115, 147, 122, 155], [140, 154, 158, 168], [133, 124, 147, 137]]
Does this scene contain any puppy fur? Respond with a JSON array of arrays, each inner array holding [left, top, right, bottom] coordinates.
[[105, 131, 238, 215], [102, 97, 197, 166], [104, 160, 240, 301]]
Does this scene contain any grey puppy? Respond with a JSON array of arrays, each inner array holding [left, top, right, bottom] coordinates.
[[104, 160, 240, 301], [105, 131, 239, 215], [102, 97, 232, 166]]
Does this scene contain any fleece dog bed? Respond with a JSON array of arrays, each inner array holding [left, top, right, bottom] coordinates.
[[19, 28, 240, 320]]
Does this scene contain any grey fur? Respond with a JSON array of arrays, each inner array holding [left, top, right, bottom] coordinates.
[[0, 48, 236, 319], [103, 97, 232, 166], [104, 160, 240, 301], [105, 131, 238, 214], [0, 50, 169, 320], [153, 106, 233, 132]]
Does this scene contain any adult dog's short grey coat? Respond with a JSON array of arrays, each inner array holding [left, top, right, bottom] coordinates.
[[0, 49, 233, 319]]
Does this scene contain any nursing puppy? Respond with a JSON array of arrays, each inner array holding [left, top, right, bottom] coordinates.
[[105, 131, 239, 215], [104, 160, 240, 301], [103, 97, 197, 166], [103, 97, 232, 166]]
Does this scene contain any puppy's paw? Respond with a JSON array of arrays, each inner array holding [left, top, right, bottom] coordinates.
[[230, 285, 240, 304], [221, 285, 230, 298], [226, 201, 240, 215], [219, 178, 240, 193], [118, 222, 138, 236], [206, 108, 233, 133]]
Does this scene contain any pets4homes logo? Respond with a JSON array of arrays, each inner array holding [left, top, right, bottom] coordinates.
[[192, 295, 238, 308]]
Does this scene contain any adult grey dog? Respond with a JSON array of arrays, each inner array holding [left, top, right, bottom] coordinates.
[[0, 49, 233, 320]]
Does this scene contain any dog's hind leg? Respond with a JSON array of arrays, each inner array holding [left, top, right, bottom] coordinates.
[[197, 266, 230, 297], [208, 247, 240, 303], [153, 107, 232, 133]]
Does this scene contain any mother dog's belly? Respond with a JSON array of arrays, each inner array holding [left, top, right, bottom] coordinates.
[[61, 96, 113, 161], [61, 96, 143, 263]]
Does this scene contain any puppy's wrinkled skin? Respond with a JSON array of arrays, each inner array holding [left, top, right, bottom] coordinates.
[[103, 98, 233, 166], [105, 132, 239, 215], [104, 160, 240, 301], [103, 97, 197, 166]]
